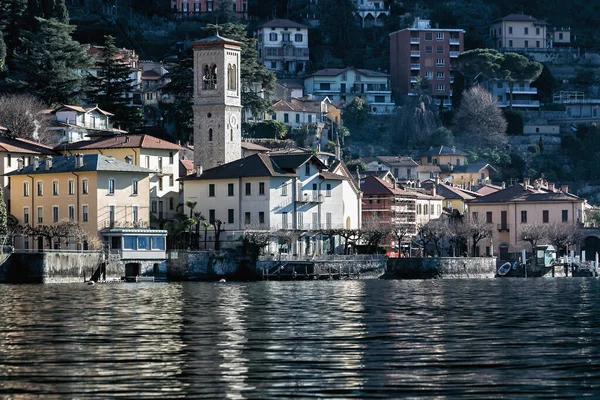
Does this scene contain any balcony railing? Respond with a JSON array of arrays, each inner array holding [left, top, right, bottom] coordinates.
[[410, 77, 418, 83], [449, 38, 460, 45], [507, 87, 538, 95], [410, 63, 421, 70], [449, 51, 459, 58], [296, 190, 324, 203], [410, 37, 420, 44], [410, 51, 420, 57], [497, 100, 540, 107], [102, 220, 149, 229], [497, 223, 510, 232]]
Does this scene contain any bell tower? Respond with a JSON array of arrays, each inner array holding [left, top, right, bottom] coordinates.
[[192, 34, 242, 170]]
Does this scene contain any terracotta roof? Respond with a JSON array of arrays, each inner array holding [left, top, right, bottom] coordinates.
[[241, 141, 270, 151], [57, 134, 182, 151], [468, 184, 582, 204], [257, 19, 309, 30], [422, 182, 476, 201], [141, 70, 161, 80], [418, 145, 468, 157], [53, 105, 114, 117], [0, 137, 57, 155], [6, 154, 152, 176], [306, 67, 390, 78], [476, 184, 501, 196], [319, 171, 347, 181], [179, 159, 195, 177], [360, 175, 413, 196], [180, 153, 297, 181], [192, 34, 242, 48], [493, 14, 547, 25], [270, 98, 324, 113], [375, 155, 419, 167]]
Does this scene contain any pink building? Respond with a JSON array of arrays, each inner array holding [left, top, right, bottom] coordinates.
[[171, 0, 248, 19], [389, 19, 464, 106]]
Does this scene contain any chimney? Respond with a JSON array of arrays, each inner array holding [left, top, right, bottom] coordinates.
[[75, 153, 84, 169], [524, 178, 530, 187], [334, 135, 341, 161], [125, 155, 132, 164], [434, 175, 440, 185], [548, 182, 555, 192], [45, 156, 52, 170], [196, 165, 203, 177], [33, 156, 39, 171], [561, 185, 569, 193], [125, 135, 130, 143], [431, 186, 437, 197], [502, 181, 506, 189], [17, 158, 23, 171]]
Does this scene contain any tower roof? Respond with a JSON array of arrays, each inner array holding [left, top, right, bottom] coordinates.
[[192, 33, 242, 49]]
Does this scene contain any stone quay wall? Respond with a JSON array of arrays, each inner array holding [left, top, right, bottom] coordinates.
[[0, 251, 117, 283], [386, 257, 497, 279], [167, 250, 239, 280], [255, 257, 387, 279]]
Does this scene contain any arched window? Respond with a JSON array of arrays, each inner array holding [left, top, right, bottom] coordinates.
[[210, 64, 217, 89], [208, 128, 213, 142], [230, 129, 233, 141], [227, 64, 234, 90], [231, 64, 237, 91], [202, 64, 210, 90]]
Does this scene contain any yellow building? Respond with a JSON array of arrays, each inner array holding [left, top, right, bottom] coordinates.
[[467, 180, 586, 259], [418, 146, 496, 186], [490, 14, 548, 50], [7, 154, 152, 250], [57, 134, 182, 226]]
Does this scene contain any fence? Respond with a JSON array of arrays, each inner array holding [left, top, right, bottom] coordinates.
[[258, 254, 386, 262]]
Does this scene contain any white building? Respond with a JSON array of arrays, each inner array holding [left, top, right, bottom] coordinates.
[[45, 105, 126, 144], [487, 81, 540, 109], [181, 151, 362, 254], [304, 67, 395, 115], [354, 0, 390, 27], [270, 96, 334, 129], [256, 19, 310, 75]]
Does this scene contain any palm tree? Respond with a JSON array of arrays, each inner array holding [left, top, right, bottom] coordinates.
[[202, 220, 212, 250], [185, 200, 197, 248], [193, 211, 204, 249]]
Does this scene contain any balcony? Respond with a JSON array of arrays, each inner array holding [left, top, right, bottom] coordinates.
[[296, 190, 324, 203], [497, 223, 510, 232], [410, 63, 421, 70], [410, 50, 420, 57], [410, 76, 418, 83], [410, 37, 420, 44], [449, 51, 459, 58], [497, 100, 540, 108], [449, 38, 460, 45], [507, 87, 538, 95]]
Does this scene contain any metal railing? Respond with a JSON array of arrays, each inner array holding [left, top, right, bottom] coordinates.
[[258, 254, 386, 262]]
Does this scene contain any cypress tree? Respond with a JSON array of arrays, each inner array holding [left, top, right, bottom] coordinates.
[[0, 186, 7, 236], [86, 35, 143, 131], [12, 17, 91, 105]]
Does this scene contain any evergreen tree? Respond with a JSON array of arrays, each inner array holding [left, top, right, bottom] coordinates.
[[0, 0, 27, 67], [318, 0, 363, 66], [86, 35, 143, 131], [51, 0, 69, 23], [12, 17, 90, 105], [161, 51, 193, 143], [0, 186, 7, 236], [215, 0, 236, 23], [0, 29, 5, 72]]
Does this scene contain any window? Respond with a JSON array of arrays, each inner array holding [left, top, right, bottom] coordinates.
[[472, 212, 478, 221], [326, 183, 332, 197], [228, 183, 234, 196], [269, 32, 277, 41], [305, 163, 310, 175], [270, 61, 276, 69], [424, 204, 428, 215], [284, 113, 289, 123], [169, 197, 174, 210], [297, 212, 303, 228], [108, 178, 115, 195], [259, 212, 265, 224], [37, 181, 43, 196], [23, 207, 29, 224], [259, 182, 265, 195], [436, 45, 444, 54], [436, 84, 445, 93], [37, 207, 43, 224], [82, 205, 89, 222], [559, 32, 563, 40], [326, 213, 332, 229], [7, 154, 10, 167], [509, 26, 513, 34], [169, 175, 174, 187], [132, 179, 138, 195], [374, 95, 385, 102], [562, 210, 568, 223], [425, 32, 432, 41], [245, 182, 251, 196], [228, 209, 234, 224], [524, 40, 528, 48], [295, 114, 300, 123], [486, 211, 492, 223], [66, 180, 74, 195], [319, 82, 330, 90], [208, 128, 213, 142], [295, 33, 302, 42], [308, 115, 312, 123], [82, 179, 88, 194], [158, 157, 163, 171], [536, 27, 540, 35], [209, 184, 215, 197], [53, 206, 59, 223], [169, 152, 174, 164], [536, 41, 540, 48], [436, 58, 444, 67], [23, 182, 29, 197], [52, 180, 59, 196], [152, 201, 157, 213], [281, 183, 288, 196], [108, 205, 115, 225], [524, 27, 529, 35], [425, 71, 433, 79], [282, 212, 288, 229], [543, 210, 549, 223], [509, 40, 513, 47], [436, 71, 444, 80], [436, 32, 444, 40], [209, 209, 215, 223], [245, 212, 251, 224], [417, 204, 422, 215], [68, 205, 75, 221], [132, 205, 138, 223], [425, 45, 433, 54]]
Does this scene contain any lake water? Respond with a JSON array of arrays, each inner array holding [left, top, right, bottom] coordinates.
[[1, 280, 600, 398]]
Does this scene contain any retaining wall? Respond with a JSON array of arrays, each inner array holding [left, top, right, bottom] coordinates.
[[385, 257, 497, 279], [167, 250, 239, 280]]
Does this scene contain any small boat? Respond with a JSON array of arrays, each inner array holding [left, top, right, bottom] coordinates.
[[497, 262, 512, 276]]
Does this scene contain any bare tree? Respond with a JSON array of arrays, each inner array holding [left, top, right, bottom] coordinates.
[[243, 228, 272, 261], [390, 224, 412, 254], [546, 222, 584, 257], [453, 86, 507, 150], [449, 220, 470, 257], [272, 229, 301, 254], [519, 223, 549, 266], [0, 94, 50, 143], [467, 217, 493, 256], [418, 219, 448, 257], [361, 216, 391, 254]]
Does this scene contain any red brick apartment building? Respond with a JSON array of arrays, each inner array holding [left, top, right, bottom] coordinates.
[[171, 0, 248, 19], [389, 19, 464, 106]]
